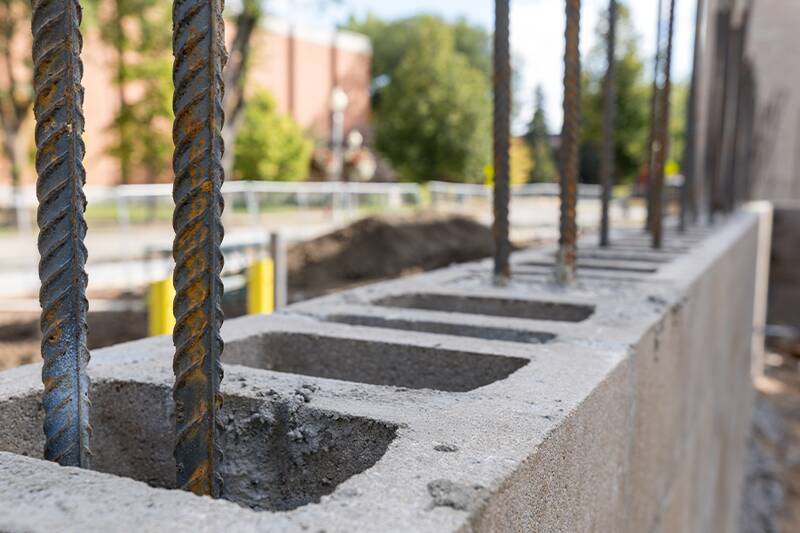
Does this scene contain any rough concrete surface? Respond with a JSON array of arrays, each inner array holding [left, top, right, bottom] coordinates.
[[0, 211, 768, 532]]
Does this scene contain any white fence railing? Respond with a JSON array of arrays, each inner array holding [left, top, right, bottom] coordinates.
[[0, 181, 424, 232], [428, 181, 602, 201], [1, 180, 607, 232]]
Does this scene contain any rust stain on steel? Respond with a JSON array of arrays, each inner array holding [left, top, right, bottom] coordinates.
[[493, 0, 511, 283], [31, 0, 92, 467], [172, 0, 228, 497], [557, 0, 581, 284], [652, 0, 676, 250]]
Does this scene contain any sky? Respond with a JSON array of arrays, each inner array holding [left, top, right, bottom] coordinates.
[[268, 0, 697, 133]]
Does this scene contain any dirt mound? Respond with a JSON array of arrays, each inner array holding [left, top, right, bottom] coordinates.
[[0, 214, 496, 367], [288, 214, 494, 300]]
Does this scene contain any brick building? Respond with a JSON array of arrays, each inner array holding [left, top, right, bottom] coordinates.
[[0, 19, 372, 186]]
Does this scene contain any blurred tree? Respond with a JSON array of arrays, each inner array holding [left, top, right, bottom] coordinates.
[[373, 20, 491, 182], [234, 90, 312, 182], [580, 3, 650, 185], [346, 14, 492, 88], [523, 86, 558, 182], [510, 138, 533, 186], [221, 0, 263, 179], [90, 0, 173, 183], [0, 0, 33, 187]]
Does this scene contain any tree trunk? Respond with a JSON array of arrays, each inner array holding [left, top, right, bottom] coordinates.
[[221, 6, 259, 181], [2, 126, 20, 186]]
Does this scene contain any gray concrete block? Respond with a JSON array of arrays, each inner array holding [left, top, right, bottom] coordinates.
[[0, 213, 767, 532]]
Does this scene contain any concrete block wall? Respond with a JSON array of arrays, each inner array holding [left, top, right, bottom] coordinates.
[[0, 212, 767, 532]]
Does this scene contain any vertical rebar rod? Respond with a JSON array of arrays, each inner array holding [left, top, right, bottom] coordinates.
[[557, 0, 580, 284], [705, 9, 731, 223], [493, 0, 511, 283], [32, 0, 92, 467], [646, 0, 664, 233], [652, 0, 676, 250], [735, 58, 756, 203], [729, 9, 752, 209], [172, 0, 227, 497], [599, 0, 617, 248], [680, 0, 704, 231], [718, 20, 743, 213]]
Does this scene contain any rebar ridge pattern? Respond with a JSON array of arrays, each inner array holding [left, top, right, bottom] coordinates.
[[493, 0, 511, 282], [557, 0, 581, 284], [172, 0, 228, 497], [31, 0, 92, 467]]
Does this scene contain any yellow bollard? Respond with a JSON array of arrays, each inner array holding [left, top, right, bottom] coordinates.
[[247, 258, 275, 315], [148, 277, 175, 337]]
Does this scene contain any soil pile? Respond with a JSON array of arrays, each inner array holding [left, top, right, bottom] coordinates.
[[0, 214, 495, 368], [288, 214, 494, 300]]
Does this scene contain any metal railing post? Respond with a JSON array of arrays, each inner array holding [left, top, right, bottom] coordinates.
[[270, 231, 288, 310], [32, 0, 92, 468], [171, 0, 227, 498], [652, 0, 676, 250]]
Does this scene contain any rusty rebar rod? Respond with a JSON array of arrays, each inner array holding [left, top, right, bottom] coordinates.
[[680, 0, 704, 232], [646, 0, 664, 234], [719, 21, 744, 213], [652, 0, 676, 250], [32, 0, 92, 467], [172, 0, 228, 497], [705, 9, 732, 223], [557, 0, 580, 284], [493, 0, 511, 284], [599, 0, 617, 248]]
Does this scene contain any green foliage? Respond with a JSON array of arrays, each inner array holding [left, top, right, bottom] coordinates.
[[346, 15, 492, 182], [371, 19, 491, 182], [523, 86, 559, 182], [89, 0, 173, 183], [0, 0, 33, 186], [233, 90, 312, 182], [346, 14, 492, 85], [580, 3, 650, 185]]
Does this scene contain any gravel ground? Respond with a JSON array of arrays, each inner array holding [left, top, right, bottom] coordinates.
[[741, 347, 800, 533]]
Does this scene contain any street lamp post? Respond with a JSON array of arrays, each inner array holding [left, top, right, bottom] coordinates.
[[330, 86, 349, 182]]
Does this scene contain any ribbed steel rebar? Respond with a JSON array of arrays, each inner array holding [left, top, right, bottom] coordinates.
[[652, 0, 676, 249], [557, 0, 581, 284], [599, 0, 617, 247], [719, 21, 743, 213], [172, 0, 227, 497], [706, 9, 732, 223], [32, 0, 92, 467], [493, 0, 511, 283], [680, 0, 704, 232], [646, 0, 664, 233]]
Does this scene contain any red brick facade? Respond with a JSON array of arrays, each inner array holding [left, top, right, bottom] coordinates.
[[0, 20, 371, 186]]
